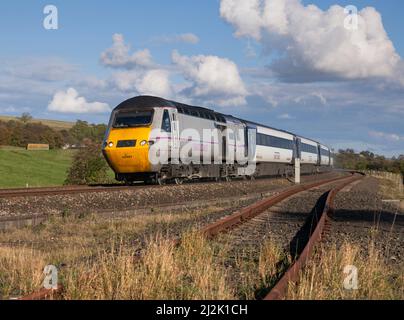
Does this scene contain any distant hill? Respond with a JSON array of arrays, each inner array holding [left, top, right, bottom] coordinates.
[[0, 115, 75, 131]]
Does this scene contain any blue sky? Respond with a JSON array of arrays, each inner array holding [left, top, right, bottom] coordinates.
[[0, 0, 403, 156]]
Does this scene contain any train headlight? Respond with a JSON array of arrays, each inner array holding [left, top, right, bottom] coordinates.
[[108, 141, 114, 148], [140, 140, 147, 146]]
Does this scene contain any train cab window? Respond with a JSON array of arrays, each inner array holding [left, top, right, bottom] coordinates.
[[113, 110, 153, 128], [161, 110, 171, 132]]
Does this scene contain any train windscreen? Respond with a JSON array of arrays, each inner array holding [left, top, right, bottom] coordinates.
[[113, 110, 154, 128]]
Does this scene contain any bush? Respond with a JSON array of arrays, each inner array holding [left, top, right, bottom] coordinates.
[[64, 141, 109, 185]]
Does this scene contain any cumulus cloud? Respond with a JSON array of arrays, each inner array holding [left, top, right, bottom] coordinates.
[[112, 69, 173, 98], [100, 34, 153, 69], [172, 50, 248, 106], [220, 0, 403, 83], [48, 88, 110, 113]]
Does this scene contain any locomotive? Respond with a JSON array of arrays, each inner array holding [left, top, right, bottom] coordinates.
[[102, 96, 333, 184]]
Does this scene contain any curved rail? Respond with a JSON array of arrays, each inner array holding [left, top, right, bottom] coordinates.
[[199, 173, 357, 239], [264, 174, 364, 300]]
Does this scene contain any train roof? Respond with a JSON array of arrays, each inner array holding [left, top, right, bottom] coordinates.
[[114, 95, 329, 149]]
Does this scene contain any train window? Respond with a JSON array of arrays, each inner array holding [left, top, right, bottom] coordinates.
[[256, 133, 293, 150], [161, 110, 171, 132], [301, 143, 318, 154], [320, 148, 329, 156], [113, 110, 153, 128]]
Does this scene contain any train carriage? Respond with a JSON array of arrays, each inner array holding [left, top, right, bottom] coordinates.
[[102, 96, 333, 184]]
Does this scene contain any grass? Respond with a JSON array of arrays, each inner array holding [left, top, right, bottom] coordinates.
[[0, 207, 235, 299], [0, 176, 402, 300], [0, 149, 76, 188], [0, 210, 402, 299], [0, 115, 74, 131], [285, 242, 404, 300], [0, 148, 115, 188]]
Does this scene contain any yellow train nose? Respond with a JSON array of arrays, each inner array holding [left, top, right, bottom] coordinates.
[[103, 127, 151, 173]]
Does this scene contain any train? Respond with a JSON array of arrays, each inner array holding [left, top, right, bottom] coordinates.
[[102, 96, 334, 184]]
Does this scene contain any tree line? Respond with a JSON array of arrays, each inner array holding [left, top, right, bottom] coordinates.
[[0, 117, 107, 149], [336, 149, 404, 178]]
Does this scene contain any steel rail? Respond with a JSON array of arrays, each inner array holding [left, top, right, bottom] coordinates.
[[18, 285, 63, 300], [264, 174, 364, 300], [199, 173, 357, 239]]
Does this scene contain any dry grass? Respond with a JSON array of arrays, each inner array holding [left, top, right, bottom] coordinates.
[[0, 198, 402, 300], [0, 232, 234, 300], [0, 206, 235, 299], [378, 178, 404, 201], [285, 241, 404, 300], [213, 238, 290, 300], [61, 232, 233, 300]]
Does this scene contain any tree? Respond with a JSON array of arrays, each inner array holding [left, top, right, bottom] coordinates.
[[64, 141, 109, 185], [19, 112, 33, 123]]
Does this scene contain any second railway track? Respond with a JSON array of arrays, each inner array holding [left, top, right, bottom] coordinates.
[[197, 173, 363, 299]]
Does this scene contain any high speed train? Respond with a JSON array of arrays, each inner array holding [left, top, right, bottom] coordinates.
[[102, 96, 333, 184]]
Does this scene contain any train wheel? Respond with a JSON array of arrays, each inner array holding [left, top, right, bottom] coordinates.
[[157, 177, 166, 185], [174, 178, 184, 185]]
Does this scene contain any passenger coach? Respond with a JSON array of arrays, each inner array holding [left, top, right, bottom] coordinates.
[[102, 96, 333, 184]]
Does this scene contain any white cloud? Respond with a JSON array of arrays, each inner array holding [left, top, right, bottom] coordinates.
[[48, 88, 110, 113], [220, 0, 403, 83], [100, 34, 153, 69], [152, 33, 200, 44], [369, 130, 403, 142], [172, 50, 248, 106], [178, 33, 200, 44], [112, 69, 173, 98], [136, 70, 173, 97], [278, 113, 292, 119]]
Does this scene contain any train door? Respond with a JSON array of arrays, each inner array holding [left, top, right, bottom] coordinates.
[[167, 109, 180, 163], [246, 126, 256, 162]]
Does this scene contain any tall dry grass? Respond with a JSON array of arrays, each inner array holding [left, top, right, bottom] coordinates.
[[61, 232, 234, 300], [0, 232, 234, 300], [285, 241, 404, 300], [0, 247, 47, 298]]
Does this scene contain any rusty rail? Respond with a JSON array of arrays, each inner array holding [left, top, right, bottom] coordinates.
[[18, 285, 63, 300], [200, 173, 356, 239], [264, 174, 364, 300]]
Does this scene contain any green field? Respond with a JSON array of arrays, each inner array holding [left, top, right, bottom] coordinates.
[[0, 115, 75, 131], [0, 148, 76, 188]]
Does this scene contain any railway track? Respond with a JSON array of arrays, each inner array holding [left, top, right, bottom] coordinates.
[[197, 172, 363, 300], [0, 184, 137, 198], [15, 172, 360, 300]]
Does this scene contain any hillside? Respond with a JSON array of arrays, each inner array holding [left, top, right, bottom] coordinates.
[[0, 148, 76, 188], [0, 115, 75, 131]]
